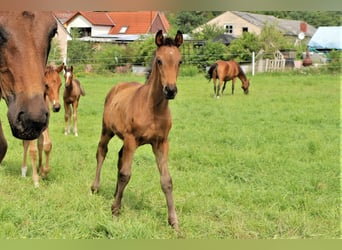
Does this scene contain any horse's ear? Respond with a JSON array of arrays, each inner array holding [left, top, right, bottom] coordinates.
[[155, 30, 164, 47], [56, 63, 64, 73], [174, 30, 183, 47], [70, 65, 73, 72]]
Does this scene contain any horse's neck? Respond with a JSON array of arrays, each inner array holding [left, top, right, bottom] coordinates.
[[145, 68, 168, 111], [237, 69, 247, 83]]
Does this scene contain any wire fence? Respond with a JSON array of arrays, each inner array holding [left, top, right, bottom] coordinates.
[[48, 51, 341, 75]]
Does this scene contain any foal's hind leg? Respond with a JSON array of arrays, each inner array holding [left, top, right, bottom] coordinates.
[[112, 136, 136, 216], [91, 128, 114, 193], [152, 140, 179, 231], [222, 81, 227, 95]]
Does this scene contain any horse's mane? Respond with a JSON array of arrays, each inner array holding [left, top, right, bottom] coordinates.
[[163, 37, 177, 46], [45, 65, 56, 75]]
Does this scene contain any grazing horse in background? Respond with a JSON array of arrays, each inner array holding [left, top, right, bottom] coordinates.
[[207, 60, 250, 98], [63, 65, 85, 136], [0, 11, 57, 163], [91, 30, 183, 231], [22, 63, 63, 187]]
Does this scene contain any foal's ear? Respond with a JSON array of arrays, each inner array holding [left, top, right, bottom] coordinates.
[[155, 30, 164, 47], [56, 63, 64, 73], [174, 30, 183, 47]]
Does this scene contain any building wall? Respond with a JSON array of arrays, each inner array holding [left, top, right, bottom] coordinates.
[[205, 11, 262, 37], [66, 15, 111, 36]]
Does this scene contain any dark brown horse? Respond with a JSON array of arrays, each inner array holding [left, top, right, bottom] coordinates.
[[0, 11, 57, 163], [91, 30, 183, 231], [22, 63, 63, 187], [63, 65, 85, 136], [207, 59, 250, 98]]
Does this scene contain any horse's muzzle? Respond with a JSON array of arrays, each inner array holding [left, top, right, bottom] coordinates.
[[52, 103, 61, 112], [7, 95, 49, 140], [163, 85, 178, 99]]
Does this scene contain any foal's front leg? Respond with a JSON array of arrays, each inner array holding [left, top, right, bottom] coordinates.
[[152, 140, 179, 231], [39, 129, 51, 178], [232, 78, 236, 95], [64, 103, 71, 135], [112, 137, 136, 216], [72, 101, 79, 136], [0, 122, 7, 164]]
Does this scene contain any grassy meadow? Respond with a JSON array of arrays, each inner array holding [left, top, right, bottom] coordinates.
[[0, 69, 340, 239]]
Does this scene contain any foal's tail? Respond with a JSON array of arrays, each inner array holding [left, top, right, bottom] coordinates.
[[206, 63, 217, 82], [80, 84, 86, 96]]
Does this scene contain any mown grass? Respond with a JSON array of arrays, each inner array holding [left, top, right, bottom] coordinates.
[[0, 70, 340, 239]]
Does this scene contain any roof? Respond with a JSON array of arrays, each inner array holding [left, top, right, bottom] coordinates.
[[53, 11, 77, 24], [232, 11, 316, 37], [65, 11, 115, 26], [308, 26, 342, 50], [107, 11, 170, 34], [194, 11, 316, 37]]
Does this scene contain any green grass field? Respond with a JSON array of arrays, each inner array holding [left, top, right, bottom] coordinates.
[[0, 70, 340, 239]]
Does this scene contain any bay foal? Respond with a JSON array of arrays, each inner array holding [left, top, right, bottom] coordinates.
[[91, 30, 183, 231], [63, 65, 85, 136], [22, 63, 63, 187]]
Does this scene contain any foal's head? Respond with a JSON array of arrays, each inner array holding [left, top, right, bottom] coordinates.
[[45, 63, 63, 112], [153, 30, 183, 99], [0, 11, 57, 139], [63, 65, 74, 88]]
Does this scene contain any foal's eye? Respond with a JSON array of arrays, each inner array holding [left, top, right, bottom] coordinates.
[[157, 59, 162, 66], [179, 60, 183, 66]]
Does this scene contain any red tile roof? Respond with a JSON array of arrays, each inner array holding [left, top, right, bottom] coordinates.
[[63, 11, 115, 26], [107, 11, 170, 34], [59, 11, 170, 35]]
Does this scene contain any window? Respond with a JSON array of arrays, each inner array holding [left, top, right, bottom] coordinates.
[[242, 27, 248, 32], [71, 27, 91, 38], [224, 24, 233, 34], [119, 26, 128, 34]]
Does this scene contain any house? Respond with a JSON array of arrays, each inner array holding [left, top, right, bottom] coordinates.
[[193, 11, 316, 39], [52, 11, 170, 62], [56, 11, 170, 42]]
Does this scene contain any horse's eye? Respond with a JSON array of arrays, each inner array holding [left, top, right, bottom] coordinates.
[[179, 60, 183, 66], [157, 59, 162, 66]]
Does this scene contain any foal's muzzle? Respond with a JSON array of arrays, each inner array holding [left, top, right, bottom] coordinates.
[[163, 85, 178, 99], [52, 103, 61, 112]]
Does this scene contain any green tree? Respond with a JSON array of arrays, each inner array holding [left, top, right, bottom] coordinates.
[[93, 43, 126, 73], [226, 32, 261, 62], [258, 22, 290, 58]]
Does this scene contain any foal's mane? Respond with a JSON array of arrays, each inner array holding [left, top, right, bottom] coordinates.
[[45, 65, 56, 74]]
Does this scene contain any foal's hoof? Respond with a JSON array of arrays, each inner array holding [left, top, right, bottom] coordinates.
[[90, 184, 99, 193]]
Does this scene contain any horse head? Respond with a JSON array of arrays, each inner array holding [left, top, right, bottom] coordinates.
[[45, 63, 63, 112], [63, 65, 74, 88], [242, 79, 250, 95], [154, 30, 183, 100], [0, 11, 57, 139]]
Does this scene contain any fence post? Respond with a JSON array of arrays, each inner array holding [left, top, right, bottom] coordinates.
[[252, 51, 255, 76]]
